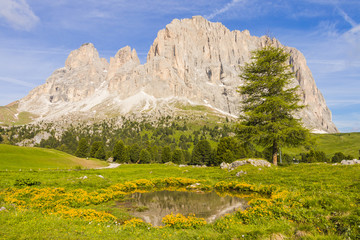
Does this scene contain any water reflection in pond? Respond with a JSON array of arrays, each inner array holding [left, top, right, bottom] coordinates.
[[120, 190, 248, 226]]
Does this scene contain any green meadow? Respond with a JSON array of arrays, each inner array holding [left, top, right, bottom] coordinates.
[[0, 144, 107, 170], [314, 132, 360, 157], [282, 132, 360, 159], [0, 131, 359, 239], [0, 163, 359, 239]]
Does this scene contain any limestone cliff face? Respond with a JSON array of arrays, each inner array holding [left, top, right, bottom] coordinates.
[[18, 16, 338, 133], [19, 43, 109, 117]]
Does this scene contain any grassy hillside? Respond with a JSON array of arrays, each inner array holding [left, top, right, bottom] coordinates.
[[0, 102, 35, 126], [314, 132, 360, 157], [284, 132, 360, 159], [0, 144, 108, 170]]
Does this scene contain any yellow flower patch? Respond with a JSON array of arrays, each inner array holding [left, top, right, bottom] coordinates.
[[49, 206, 116, 222], [162, 213, 206, 229], [123, 218, 151, 228]]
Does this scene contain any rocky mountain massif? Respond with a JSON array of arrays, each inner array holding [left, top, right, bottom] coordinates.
[[13, 16, 337, 133]]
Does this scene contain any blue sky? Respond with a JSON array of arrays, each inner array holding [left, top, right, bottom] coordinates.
[[0, 0, 359, 132]]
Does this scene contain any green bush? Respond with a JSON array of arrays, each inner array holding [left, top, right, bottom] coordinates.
[[331, 152, 346, 163], [301, 150, 328, 162], [14, 178, 41, 187]]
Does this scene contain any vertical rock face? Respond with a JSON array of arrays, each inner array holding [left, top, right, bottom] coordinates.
[[19, 43, 109, 116], [17, 16, 338, 133], [107, 46, 140, 80]]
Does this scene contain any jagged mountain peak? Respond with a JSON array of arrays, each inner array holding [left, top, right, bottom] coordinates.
[[13, 16, 337, 133], [65, 43, 106, 70]]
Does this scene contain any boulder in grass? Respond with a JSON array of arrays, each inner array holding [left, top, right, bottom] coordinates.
[[236, 170, 247, 177], [341, 159, 360, 165], [221, 159, 271, 171]]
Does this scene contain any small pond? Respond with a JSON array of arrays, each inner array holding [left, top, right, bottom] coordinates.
[[119, 190, 249, 226]]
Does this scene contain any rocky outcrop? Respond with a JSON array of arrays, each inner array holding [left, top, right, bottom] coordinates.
[[17, 16, 338, 133], [220, 159, 272, 170], [341, 159, 360, 165], [16, 131, 51, 147]]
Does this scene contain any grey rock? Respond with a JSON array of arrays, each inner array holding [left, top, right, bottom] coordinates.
[[236, 170, 247, 177], [220, 162, 230, 169], [192, 165, 207, 168], [341, 159, 360, 165], [221, 159, 272, 170], [187, 183, 201, 189]]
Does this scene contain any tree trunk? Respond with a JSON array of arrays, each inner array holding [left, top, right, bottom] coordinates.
[[272, 141, 278, 166]]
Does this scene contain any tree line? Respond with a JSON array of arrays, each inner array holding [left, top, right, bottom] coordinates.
[[74, 136, 262, 166]]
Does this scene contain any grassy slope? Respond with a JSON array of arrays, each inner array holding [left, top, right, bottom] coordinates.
[[0, 144, 108, 170], [283, 132, 360, 158], [0, 102, 35, 126], [315, 132, 360, 157]]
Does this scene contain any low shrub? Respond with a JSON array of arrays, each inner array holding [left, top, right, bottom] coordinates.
[[14, 178, 41, 187]]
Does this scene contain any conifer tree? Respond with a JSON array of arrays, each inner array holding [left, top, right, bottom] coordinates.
[[191, 140, 212, 165], [139, 149, 151, 164], [216, 137, 237, 164], [75, 138, 89, 158], [129, 143, 140, 163], [172, 149, 184, 164], [95, 143, 106, 160], [238, 46, 309, 165], [182, 150, 191, 164], [161, 146, 172, 163], [90, 141, 102, 158], [113, 140, 127, 163]]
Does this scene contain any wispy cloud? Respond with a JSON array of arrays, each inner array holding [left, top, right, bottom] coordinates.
[[335, 8, 360, 64], [0, 0, 39, 31], [0, 77, 36, 88], [337, 7, 357, 27], [205, 0, 244, 20], [327, 99, 360, 107]]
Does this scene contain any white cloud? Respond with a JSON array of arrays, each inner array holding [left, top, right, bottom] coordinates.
[[335, 9, 360, 64], [0, 0, 39, 31], [0, 77, 36, 88], [337, 7, 357, 27], [205, 0, 244, 20], [327, 99, 360, 107]]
